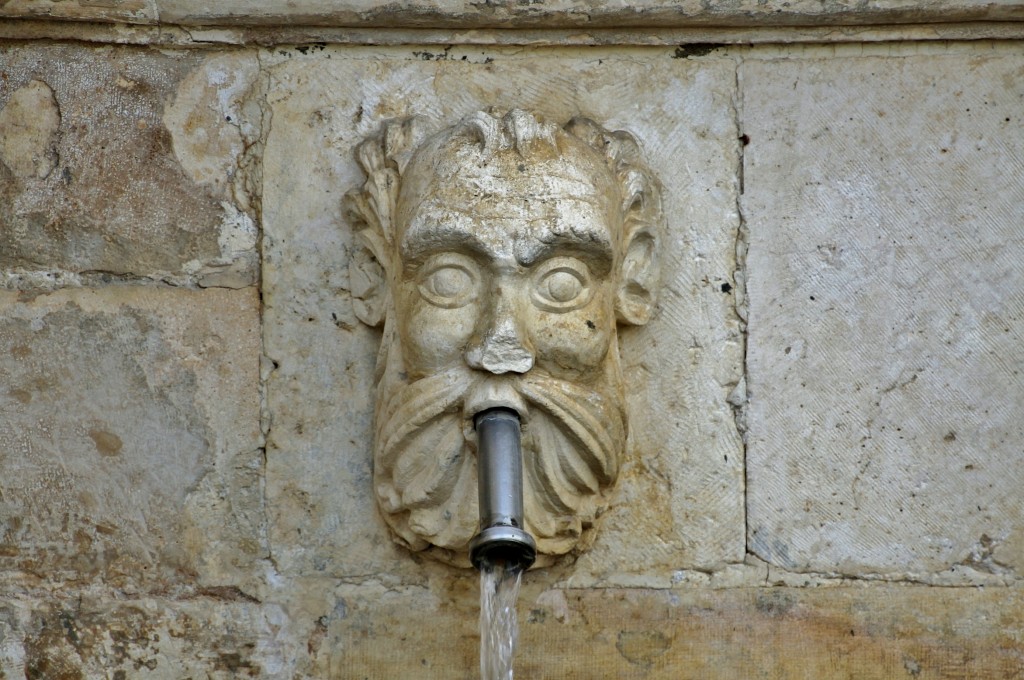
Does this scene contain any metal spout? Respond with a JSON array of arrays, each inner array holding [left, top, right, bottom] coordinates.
[[469, 408, 537, 571]]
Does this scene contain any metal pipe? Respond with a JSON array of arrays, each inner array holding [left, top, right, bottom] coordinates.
[[468, 408, 537, 571]]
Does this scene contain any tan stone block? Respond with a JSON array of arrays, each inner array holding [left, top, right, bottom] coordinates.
[[324, 581, 1024, 678], [2, 595, 280, 678], [0, 287, 262, 587], [261, 46, 744, 584], [0, 45, 260, 286], [742, 53, 1024, 576]]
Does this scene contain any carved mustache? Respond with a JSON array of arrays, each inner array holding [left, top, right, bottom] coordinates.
[[374, 367, 625, 552]]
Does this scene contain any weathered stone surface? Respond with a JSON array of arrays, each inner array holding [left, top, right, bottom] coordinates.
[[0, 79, 59, 180], [742, 53, 1024, 576], [2, 32, 1022, 679], [0, 595, 284, 678], [262, 46, 744, 584], [2, 0, 1023, 28], [0, 287, 263, 588], [0, 44, 260, 286], [321, 580, 1024, 678]]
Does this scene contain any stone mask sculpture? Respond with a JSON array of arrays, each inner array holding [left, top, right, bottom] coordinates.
[[345, 109, 664, 567]]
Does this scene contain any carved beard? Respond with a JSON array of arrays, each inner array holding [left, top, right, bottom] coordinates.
[[372, 335, 627, 566]]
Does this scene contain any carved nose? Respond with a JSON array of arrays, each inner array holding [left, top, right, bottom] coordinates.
[[465, 292, 534, 375]]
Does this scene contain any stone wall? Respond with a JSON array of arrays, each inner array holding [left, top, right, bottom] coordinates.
[[1, 6, 1022, 678]]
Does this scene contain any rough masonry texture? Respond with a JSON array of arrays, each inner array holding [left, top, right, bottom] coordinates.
[[0, 11, 1023, 679]]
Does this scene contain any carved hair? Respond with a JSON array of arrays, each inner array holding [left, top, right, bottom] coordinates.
[[344, 109, 664, 325], [346, 109, 662, 251]]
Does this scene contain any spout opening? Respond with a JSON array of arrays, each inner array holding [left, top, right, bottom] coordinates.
[[469, 525, 537, 571]]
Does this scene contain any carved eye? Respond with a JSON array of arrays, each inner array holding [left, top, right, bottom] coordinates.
[[532, 257, 593, 312], [417, 255, 479, 308]]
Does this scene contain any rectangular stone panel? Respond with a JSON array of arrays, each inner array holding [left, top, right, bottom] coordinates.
[[321, 581, 1024, 678], [0, 287, 263, 588], [1, 595, 279, 678], [261, 45, 744, 584], [742, 52, 1024, 576], [0, 44, 260, 287]]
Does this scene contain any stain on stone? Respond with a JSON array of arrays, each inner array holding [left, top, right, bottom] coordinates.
[[10, 388, 31, 404], [616, 629, 670, 668], [88, 429, 123, 457], [214, 651, 259, 675], [755, 590, 796, 617], [26, 604, 171, 677], [57, 611, 80, 648], [24, 609, 85, 680], [308, 616, 328, 657], [196, 585, 261, 603], [673, 43, 724, 59]]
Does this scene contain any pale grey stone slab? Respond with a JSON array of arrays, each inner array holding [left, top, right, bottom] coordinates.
[[0, 45, 260, 287], [261, 46, 744, 584], [0, 288, 263, 588], [742, 53, 1024, 576]]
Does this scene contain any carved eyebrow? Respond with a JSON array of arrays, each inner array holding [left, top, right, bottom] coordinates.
[[400, 213, 492, 263], [400, 200, 617, 273], [516, 233, 614, 275]]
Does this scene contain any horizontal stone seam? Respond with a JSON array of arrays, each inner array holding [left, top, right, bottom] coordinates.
[[3, 20, 1024, 47], [5, 4, 1024, 29], [1, 271, 258, 292]]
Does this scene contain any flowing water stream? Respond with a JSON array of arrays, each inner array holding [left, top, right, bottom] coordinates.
[[479, 561, 524, 680]]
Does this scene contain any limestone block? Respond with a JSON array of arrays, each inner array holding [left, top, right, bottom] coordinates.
[[262, 46, 744, 584], [0, 45, 260, 286], [1, 595, 284, 678], [0, 287, 263, 588], [742, 54, 1024, 576], [322, 580, 1024, 678]]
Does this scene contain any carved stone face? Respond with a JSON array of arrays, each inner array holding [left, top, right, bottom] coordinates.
[[394, 141, 620, 390], [346, 110, 662, 566]]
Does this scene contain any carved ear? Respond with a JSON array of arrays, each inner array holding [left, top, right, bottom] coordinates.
[[344, 184, 391, 328], [349, 239, 388, 327], [343, 116, 433, 328], [616, 228, 659, 326]]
